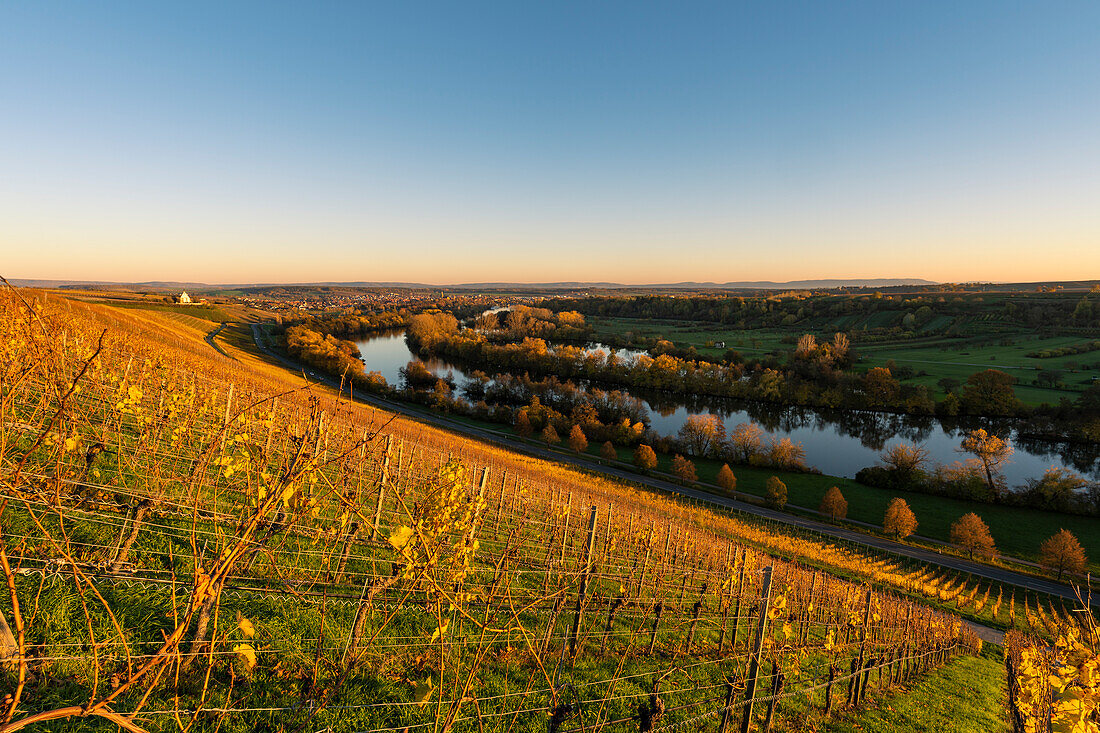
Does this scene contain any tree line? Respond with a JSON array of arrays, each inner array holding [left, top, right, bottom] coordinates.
[[405, 311, 1034, 417], [282, 309, 408, 338], [540, 290, 1100, 333], [841, 493, 1086, 580], [409, 308, 1100, 443], [857, 436, 1100, 516], [473, 305, 592, 342]]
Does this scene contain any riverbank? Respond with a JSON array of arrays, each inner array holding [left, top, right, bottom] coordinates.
[[360, 329, 1100, 486]]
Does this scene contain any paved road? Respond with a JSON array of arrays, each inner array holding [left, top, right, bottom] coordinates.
[[204, 322, 236, 361], [963, 620, 1005, 645], [248, 325, 1096, 610]]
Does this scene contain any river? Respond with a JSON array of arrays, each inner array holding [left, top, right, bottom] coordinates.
[[355, 330, 1099, 485]]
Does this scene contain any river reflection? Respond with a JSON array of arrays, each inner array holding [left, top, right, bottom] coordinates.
[[356, 331, 1100, 484]]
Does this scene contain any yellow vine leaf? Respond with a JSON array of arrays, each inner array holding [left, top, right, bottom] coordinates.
[[234, 643, 257, 671], [237, 612, 256, 638], [388, 526, 414, 551], [413, 678, 434, 706]]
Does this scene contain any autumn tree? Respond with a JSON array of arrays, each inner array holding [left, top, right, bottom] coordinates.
[[831, 332, 851, 366], [863, 367, 900, 407], [1020, 468, 1089, 513], [767, 437, 806, 470], [474, 311, 500, 330], [794, 331, 818, 352], [880, 443, 930, 487], [960, 369, 1018, 416], [633, 444, 658, 471], [406, 311, 459, 344], [567, 424, 588, 453], [541, 423, 560, 446], [600, 441, 618, 461], [728, 422, 765, 462], [819, 486, 848, 521], [883, 498, 918, 540], [960, 429, 1013, 498], [431, 378, 452, 410], [671, 455, 697, 482], [716, 464, 737, 493], [1038, 529, 1086, 580], [1074, 296, 1094, 323], [950, 512, 997, 560], [514, 410, 532, 438], [765, 476, 787, 510], [678, 414, 724, 457]]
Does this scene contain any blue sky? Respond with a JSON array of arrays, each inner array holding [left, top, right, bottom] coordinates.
[[2, 2, 1098, 284]]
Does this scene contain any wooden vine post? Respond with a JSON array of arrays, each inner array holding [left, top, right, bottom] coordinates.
[[824, 664, 837, 715], [647, 602, 663, 656], [849, 587, 873, 707], [762, 661, 784, 733], [683, 581, 707, 653], [218, 383, 234, 454], [898, 605, 912, 684], [370, 434, 393, 541], [637, 529, 653, 597], [739, 565, 774, 733], [731, 550, 748, 649], [568, 506, 598, 660], [560, 491, 573, 564], [717, 543, 734, 654], [603, 502, 614, 560], [799, 572, 818, 645]]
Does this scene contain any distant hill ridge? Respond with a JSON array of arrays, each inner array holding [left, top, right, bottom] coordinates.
[[450, 278, 939, 289], [10, 277, 938, 291]]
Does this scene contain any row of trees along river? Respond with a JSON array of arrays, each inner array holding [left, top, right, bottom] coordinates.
[[347, 318, 1100, 493]]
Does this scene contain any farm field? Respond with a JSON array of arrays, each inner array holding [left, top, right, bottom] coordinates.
[[858, 335, 1099, 401], [585, 316, 1098, 405], [589, 316, 794, 356], [66, 290, 273, 324]]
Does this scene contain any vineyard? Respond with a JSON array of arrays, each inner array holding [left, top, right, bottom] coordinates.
[[1, 288, 985, 732]]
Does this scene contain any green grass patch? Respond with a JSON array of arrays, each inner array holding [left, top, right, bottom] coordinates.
[[586, 315, 1099, 405], [581, 443, 1100, 570], [823, 648, 1006, 733]]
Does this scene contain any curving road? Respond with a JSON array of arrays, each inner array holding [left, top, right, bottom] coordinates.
[[204, 322, 237, 361], [248, 324, 1095, 610]]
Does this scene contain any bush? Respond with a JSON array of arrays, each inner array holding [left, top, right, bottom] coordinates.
[[633, 444, 658, 471], [600, 441, 618, 461], [671, 455, 697, 482], [818, 486, 848, 521], [716, 464, 737, 493], [1016, 468, 1091, 513], [567, 424, 588, 453], [950, 512, 997, 560], [883, 498, 918, 539], [765, 476, 787, 510]]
